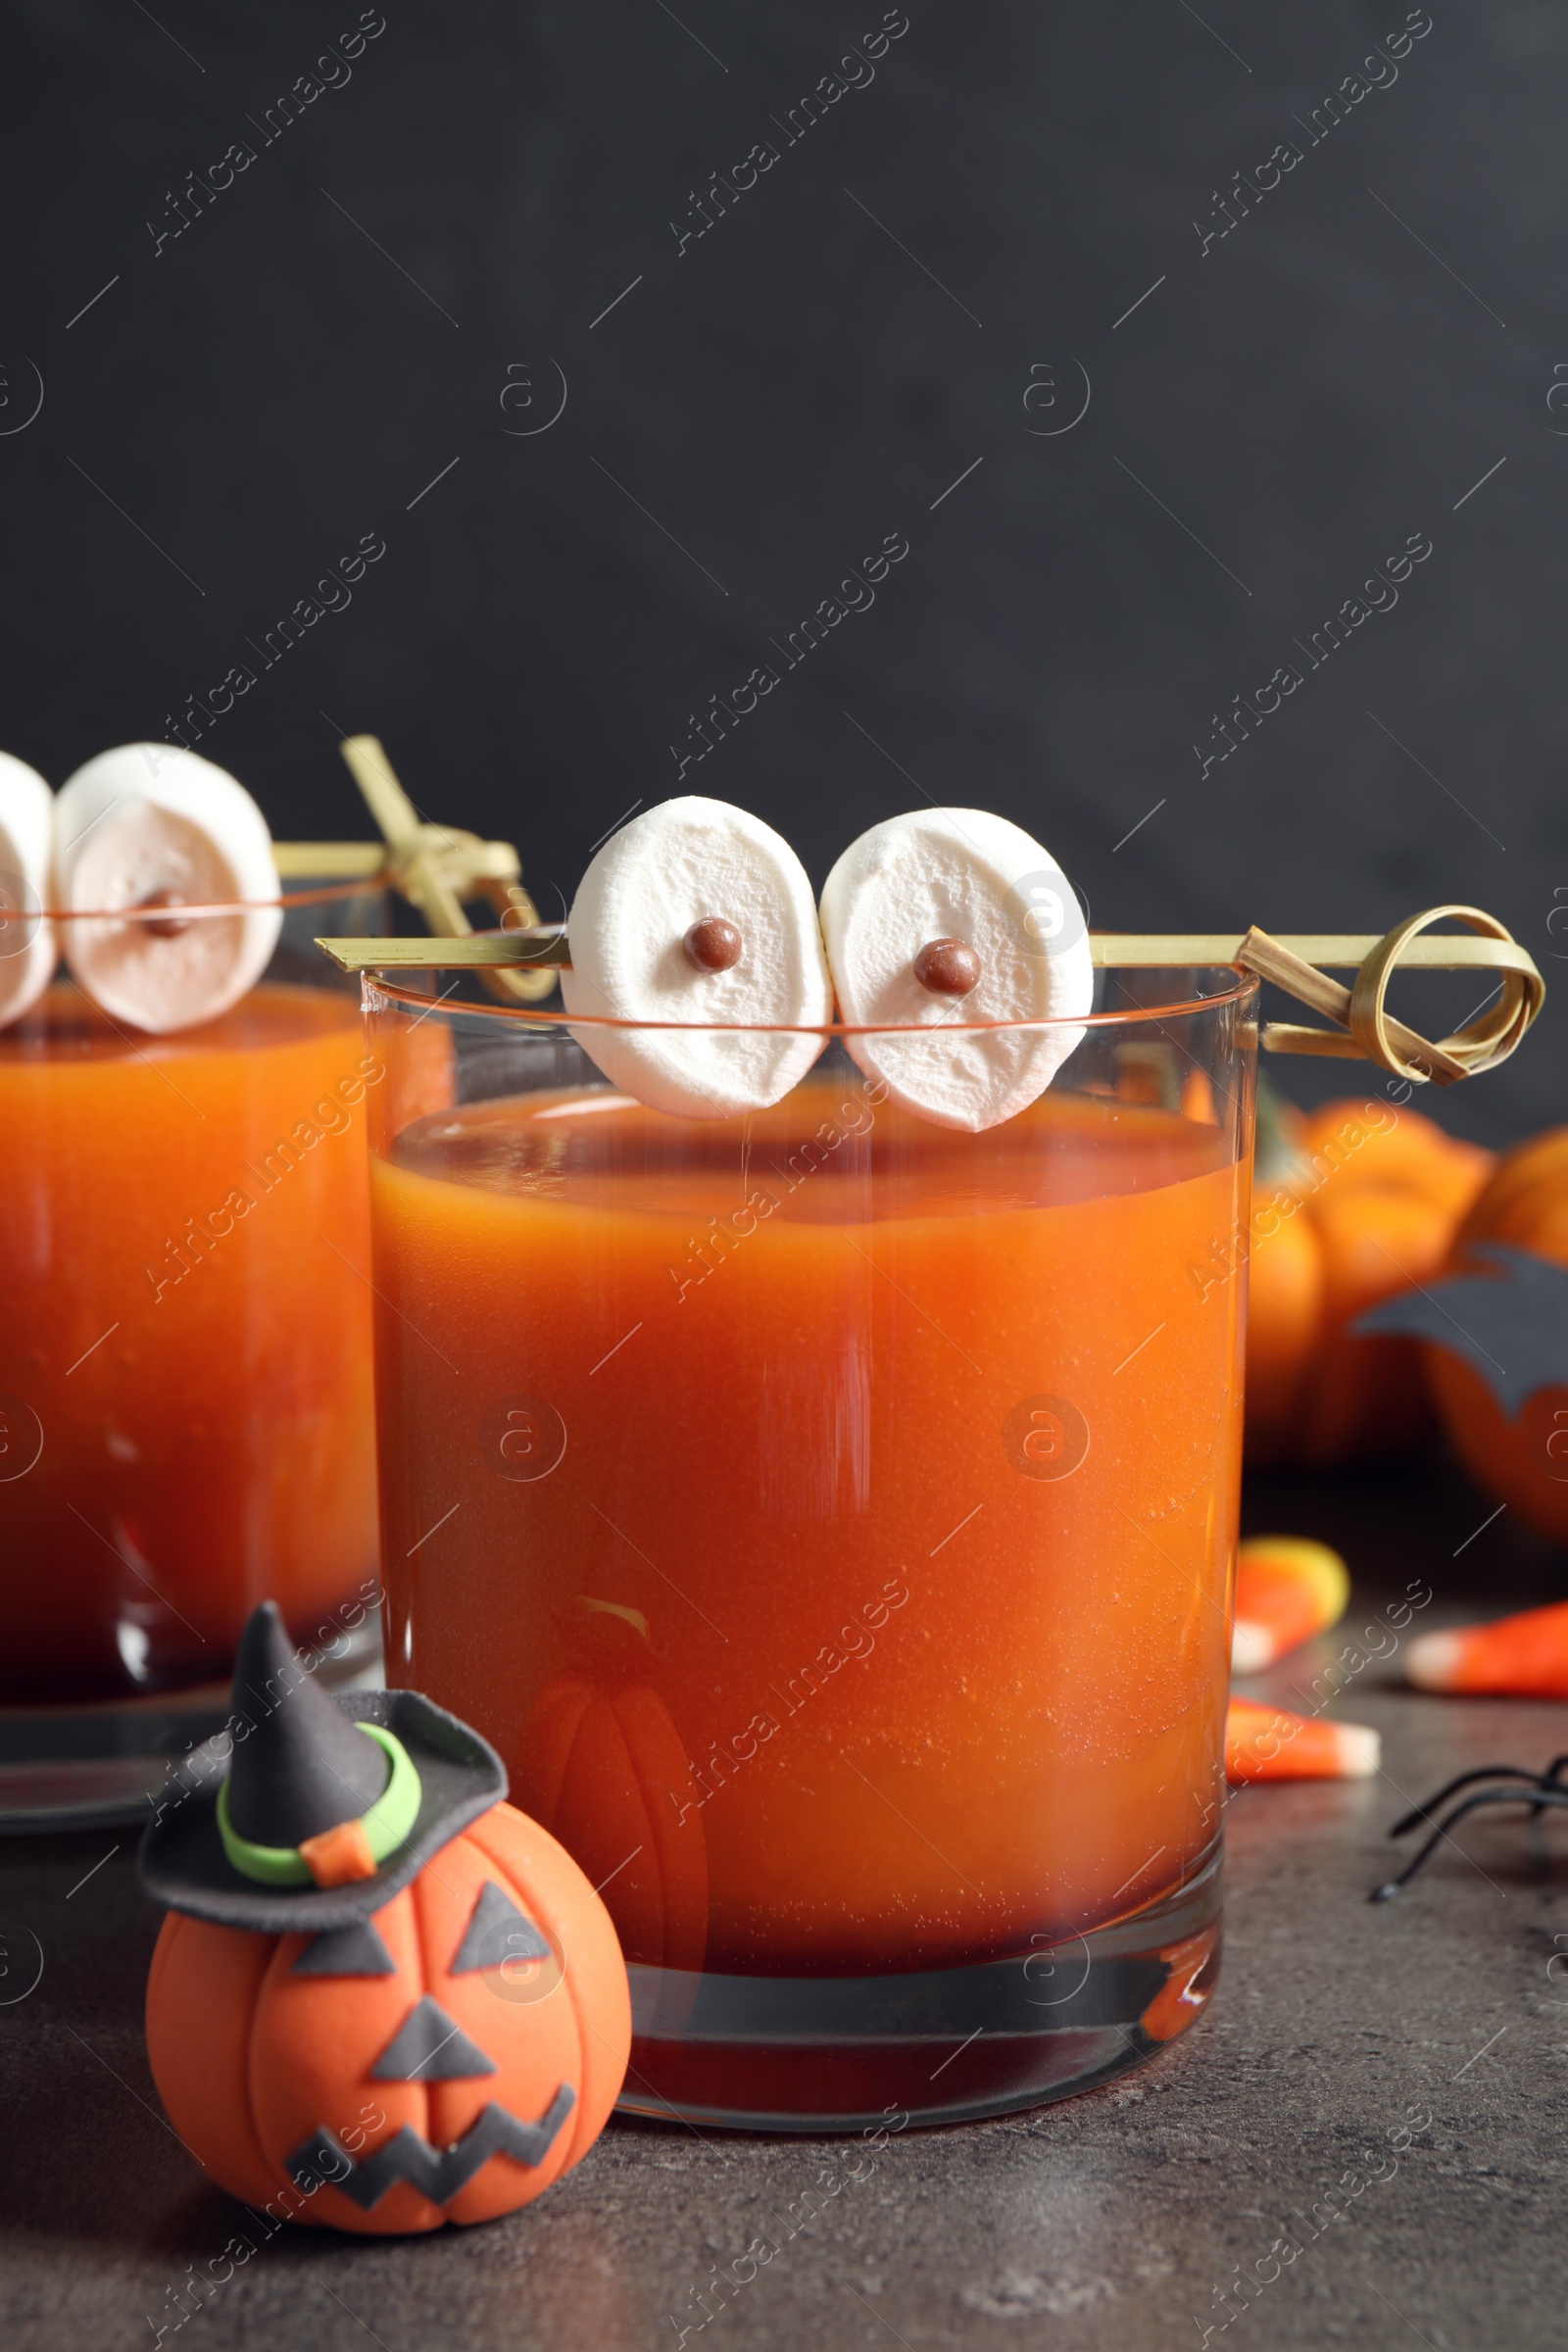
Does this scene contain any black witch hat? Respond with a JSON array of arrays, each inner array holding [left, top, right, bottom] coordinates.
[[139, 1602, 506, 1932]]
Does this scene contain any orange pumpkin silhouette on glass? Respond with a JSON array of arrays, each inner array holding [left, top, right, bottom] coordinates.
[[517, 1599, 708, 1975]]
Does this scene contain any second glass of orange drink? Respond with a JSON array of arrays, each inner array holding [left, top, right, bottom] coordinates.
[[0, 881, 388, 1706], [366, 971, 1253, 2127]]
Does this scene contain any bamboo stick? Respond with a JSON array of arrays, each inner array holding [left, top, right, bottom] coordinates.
[[313, 928, 1532, 978], [313, 906, 1544, 1086]]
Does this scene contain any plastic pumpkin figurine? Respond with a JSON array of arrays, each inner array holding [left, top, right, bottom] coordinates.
[[1245, 1090, 1493, 1466], [139, 1603, 630, 2234]]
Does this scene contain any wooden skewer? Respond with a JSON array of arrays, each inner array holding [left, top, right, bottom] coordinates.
[[272, 842, 389, 881], [314, 906, 1544, 1087], [337, 735, 559, 1006], [1089, 933, 1540, 974], [313, 926, 1531, 979], [272, 739, 556, 1003], [318, 930, 567, 971]]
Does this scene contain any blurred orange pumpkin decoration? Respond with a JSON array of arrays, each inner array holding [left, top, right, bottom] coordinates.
[[1420, 1127, 1568, 1544], [1245, 1090, 1493, 1465]]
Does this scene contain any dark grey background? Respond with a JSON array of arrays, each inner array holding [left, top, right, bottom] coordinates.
[[3, 0, 1563, 1140]]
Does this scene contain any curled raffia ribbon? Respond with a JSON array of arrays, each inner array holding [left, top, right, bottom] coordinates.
[[1084, 906, 1543, 1084], [1237, 906, 1544, 1084]]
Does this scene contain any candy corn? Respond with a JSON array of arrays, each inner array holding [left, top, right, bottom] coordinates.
[[1406, 1598, 1568, 1697], [1231, 1536, 1350, 1673], [1225, 1696, 1381, 1784]]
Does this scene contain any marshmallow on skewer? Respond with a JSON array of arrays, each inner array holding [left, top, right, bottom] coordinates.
[[562, 796, 833, 1118], [55, 746, 282, 1033], [0, 753, 58, 1029], [819, 808, 1094, 1131]]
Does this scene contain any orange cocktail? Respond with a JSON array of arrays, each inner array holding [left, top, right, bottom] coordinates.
[[0, 982, 382, 1698], [367, 980, 1253, 2126]]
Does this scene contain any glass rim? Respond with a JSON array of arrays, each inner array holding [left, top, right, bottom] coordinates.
[[363, 966, 1260, 1039]]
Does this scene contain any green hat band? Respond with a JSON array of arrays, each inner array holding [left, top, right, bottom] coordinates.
[[217, 1723, 422, 1888]]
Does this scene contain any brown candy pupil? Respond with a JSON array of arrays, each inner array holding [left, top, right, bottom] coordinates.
[[135, 889, 194, 939], [913, 937, 982, 998], [683, 917, 743, 973]]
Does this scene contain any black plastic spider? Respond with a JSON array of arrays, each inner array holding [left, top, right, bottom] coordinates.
[[1371, 1756, 1568, 1901]]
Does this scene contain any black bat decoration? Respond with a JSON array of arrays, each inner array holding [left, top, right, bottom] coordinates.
[[1351, 1244, 1568, 1421]]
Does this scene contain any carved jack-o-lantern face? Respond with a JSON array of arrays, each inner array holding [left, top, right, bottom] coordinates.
[[145, 1801, 630, 2233]]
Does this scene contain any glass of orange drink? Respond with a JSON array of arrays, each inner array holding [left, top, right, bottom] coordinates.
[[0, 882, 394, 1707], [364, 968, 1255, 2127]]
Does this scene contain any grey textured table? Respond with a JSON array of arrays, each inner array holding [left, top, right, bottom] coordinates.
[[6, 1458, 1567, 2352]]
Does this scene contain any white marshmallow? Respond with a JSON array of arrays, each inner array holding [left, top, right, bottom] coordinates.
[[563, 796, 832, 1118], [0, 754, 58, 1029], [819, 808, 1094, 1130], [55, 746, 282, 1034]]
